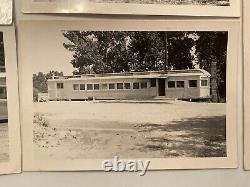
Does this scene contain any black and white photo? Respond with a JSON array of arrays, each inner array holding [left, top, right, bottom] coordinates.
[[0, 26, 21, 175], [0, 32, 9, 164], [20, 20, 238, 171], [22, 0, 240, 17]]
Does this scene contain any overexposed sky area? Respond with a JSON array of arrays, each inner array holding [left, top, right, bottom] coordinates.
[[31, 28, 75, 76]]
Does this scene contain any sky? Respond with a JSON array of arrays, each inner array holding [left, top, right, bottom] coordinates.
[[31, 28, 75, 76]]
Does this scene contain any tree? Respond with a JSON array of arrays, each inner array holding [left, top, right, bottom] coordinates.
[[63, 31, 195, 73], [195, 32, 228, 102], [33, 71, 63, 101], [63, 31, 129, 74]]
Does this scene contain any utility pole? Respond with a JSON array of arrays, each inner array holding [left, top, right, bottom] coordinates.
[[164, 32, 169, 71]]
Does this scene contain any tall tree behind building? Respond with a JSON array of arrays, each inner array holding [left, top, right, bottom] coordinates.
[[195, 31, 228, 102]]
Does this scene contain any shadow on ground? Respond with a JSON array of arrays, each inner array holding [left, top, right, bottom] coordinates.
[[134, 115, 226, 158]]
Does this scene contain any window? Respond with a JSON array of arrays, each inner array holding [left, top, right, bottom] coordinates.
[[87, 84, 93, 90], [101, 84, 108, 90], [57, 83, 64, 89], [168, 81, 175, 88], [189, 80, 197, 88], [80, 84, 85, 90], [94, 84, 100, 90], [73, 84, 79, 90], [124, 83, 131, 89], [176, 81, 185, 88], [0, 86, 7, 99], [201, 80, 208, 87], [117, 83, 123, 89], [141, 82, 147, 89], [109, 83, 115, 90], [150, 79, 156, 87], [133, 82, 139, 89]]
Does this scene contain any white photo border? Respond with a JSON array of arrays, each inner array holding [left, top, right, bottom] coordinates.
[[22, 0, 241, 17], [19, 19, 239, 171], [0, 26, 21, 175]]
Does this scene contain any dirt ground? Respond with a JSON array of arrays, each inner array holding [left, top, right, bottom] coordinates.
[[0, 123, 9, 162], [91, 0, 230, 6], [33, 100, 226, 160]]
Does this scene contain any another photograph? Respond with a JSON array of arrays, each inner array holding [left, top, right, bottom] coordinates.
[[0, 0, 12, 25], [91, 0, 230, 6], [0, 26, 21, 175], [20, 20, 238, 171], [22, 0, 240, 17], [0, 32, 9, 164]]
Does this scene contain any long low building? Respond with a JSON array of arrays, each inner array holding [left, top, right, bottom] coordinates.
[[47, 69, 211, 101]]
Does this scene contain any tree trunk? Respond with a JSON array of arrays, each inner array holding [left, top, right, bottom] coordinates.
[[211, 61, 218, 102]]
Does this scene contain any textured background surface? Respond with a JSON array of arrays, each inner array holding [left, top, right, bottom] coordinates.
[[0, 0, 247, 186]]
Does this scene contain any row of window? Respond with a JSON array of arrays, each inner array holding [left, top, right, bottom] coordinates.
[[168, 79, 208, 88], [56, 79, 208, 90], [72, 82, 149, 91]]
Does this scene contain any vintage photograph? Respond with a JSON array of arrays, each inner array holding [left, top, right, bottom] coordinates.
[[0, 26, 21, 174], [0, 0, 12, 25], [20, 20, 238, 170], [33, 31, 228, 159], [22, 0, 240, 17], [91, 0, 230, 6]]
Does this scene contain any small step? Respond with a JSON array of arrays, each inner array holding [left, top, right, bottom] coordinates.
[[153, 97, 177, 101]]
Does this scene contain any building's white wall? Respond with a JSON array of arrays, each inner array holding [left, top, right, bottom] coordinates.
[[48, 78, 158, 100], [48, 75, 210, 100], [165, 75, 210, 99]]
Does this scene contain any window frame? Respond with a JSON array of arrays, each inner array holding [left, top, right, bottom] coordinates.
[[141, 82, 148, 89], [80, 84, 85, 91], [94, 84, 100, 90], [117, 83, 124, 90], [201, 79, 208, 87], [150, 79, 156, 87], [168, 81, 176, 89], [101, 83, 108, 90], [124, 83, 131, 89], [176, 81, 185, 88], [87, 84, 93, 90], [57, 83, 64, 89], [73, 84, 80, 91], [133, 82, 140, 89], [108, 83, 115, 90], [0, 86, 7, 99], [189, 80, 198, 88]]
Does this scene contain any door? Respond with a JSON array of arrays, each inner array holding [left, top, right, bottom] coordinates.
[[158, 79, 166, 96]]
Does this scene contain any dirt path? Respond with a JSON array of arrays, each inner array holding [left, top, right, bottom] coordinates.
[[33, 101, 226, 160]]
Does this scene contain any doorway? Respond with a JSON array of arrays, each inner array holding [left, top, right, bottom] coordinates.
[[158, 79, 166, 96]]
